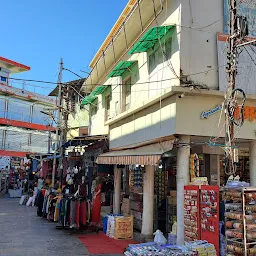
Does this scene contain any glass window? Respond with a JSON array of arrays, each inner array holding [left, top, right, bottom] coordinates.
[[105, 94, 111, 121], [148, 38, 172, 74], [122, 77, 132, 112], [164, 39, 172, 60], [0, 98, 6, 118], [0, 77, 7, 82], [148, 52, 156, 74], [32, 105, 51, 125], [7, 99, 31, 122], [91, 99, 98, 116]]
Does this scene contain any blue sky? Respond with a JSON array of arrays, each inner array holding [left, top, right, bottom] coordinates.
[[2, 1, 127, 95]]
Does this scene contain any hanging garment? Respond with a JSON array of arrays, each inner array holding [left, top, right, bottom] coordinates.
[[80, 201, 87, 225], [91, 184, 102, 224], [75, 201, 81, 228], [70, 200, 76, 228], [66, 199, 71, 226]]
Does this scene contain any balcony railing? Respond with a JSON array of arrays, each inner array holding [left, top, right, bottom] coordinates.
[[0, 110, 55, 127]]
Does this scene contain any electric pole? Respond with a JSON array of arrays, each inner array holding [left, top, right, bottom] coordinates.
[[52, 58, 63, 187], [225, 0, 237, 175]]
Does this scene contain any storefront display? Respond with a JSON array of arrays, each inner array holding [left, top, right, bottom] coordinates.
[[184, 185, 219, 255], [130, 192, 143, 231], [124, 240, 217, 256], [200, 186, 219, 256], [184, 186, 200, 241], [166, 191, 177, 233], [223, 187, 256, 256], [155, 169, 168, 206]]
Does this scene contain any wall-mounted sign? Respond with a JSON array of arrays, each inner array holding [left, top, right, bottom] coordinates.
[[234, 106, 256, 122], [201, 104, 256, 122], [201, 105, 222, 119]]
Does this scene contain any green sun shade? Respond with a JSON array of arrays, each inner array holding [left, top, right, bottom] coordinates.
[[129, 25, 175, 54], [90, 85, 108, 96], [81, 95, 97, 106], [81, 85, 109, 106], [108, 61, 137, 78]]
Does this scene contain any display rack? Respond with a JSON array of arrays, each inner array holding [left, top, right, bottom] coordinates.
[[224, 187, 256, 256], [200, 185, 219, 256], [130, 192, 143, 231], [184, 186, 200, 241], [166, 191, 177, 233]]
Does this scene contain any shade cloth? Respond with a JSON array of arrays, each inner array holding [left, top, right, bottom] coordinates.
[[96, 140, 174, 165]]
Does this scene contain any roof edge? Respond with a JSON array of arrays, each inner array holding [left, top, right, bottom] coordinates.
[[89, 0, 139, 68]]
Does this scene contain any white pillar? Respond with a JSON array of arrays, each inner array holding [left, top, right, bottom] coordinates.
[[142, 165, 154, 236], [113, 166, 121, 214], [176, 135, 190, 245], [250, 141, 256, 186]]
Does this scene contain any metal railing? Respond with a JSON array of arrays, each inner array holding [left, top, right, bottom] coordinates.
[[0, 110, 54, 126]]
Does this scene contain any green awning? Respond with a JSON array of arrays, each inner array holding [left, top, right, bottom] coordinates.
[[81, 95, 97, 106], [129, 25, 175, 54], [90, 85, 108, 96], [108, 61, 137, 78], [81, 85, 108, 106]]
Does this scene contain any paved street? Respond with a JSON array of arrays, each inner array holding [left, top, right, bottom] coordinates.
[[0, 199, 122, 256]]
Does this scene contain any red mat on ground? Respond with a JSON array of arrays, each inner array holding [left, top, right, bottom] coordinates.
[[77, 232, 137, 254]]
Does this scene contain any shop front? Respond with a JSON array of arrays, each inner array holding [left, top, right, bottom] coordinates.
[[96, 89, 256, 253], [96, 138, 175, 238]]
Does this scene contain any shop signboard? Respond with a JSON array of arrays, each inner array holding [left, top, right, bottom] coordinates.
[[201, 105, 222, 119], [224, 0, 256, 38], [201, 102, 256, 122], [217, 33, 256, 95]]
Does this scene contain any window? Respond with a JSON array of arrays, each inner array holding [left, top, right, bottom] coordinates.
[[91, 99, 98, 116], [0, 76, 7, 82], [105, 94, 111, 121], [148, 53, 156, 74], [122, 76, 132, 112], [148, 38, 172, 74]]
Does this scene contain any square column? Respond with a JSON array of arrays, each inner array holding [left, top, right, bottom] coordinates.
[[176, 135, 190, 245], [113, 165, 121, 214], [142, 165, 154, 236]]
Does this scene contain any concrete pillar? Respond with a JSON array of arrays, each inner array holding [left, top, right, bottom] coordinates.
[[176, 135, 190, 245], [113, 166, 121, 214], [142, 165, 154, 236], [250, 141, 256, 186]]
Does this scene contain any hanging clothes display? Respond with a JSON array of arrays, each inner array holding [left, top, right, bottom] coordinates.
[[92, 181, 102, 224]]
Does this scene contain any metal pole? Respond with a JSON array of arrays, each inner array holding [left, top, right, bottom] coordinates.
[[225, 0, 237, 175], [52, 58, 63, 187]]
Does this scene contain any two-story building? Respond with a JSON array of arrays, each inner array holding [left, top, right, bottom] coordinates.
[[0, 56, 56, 158], [80, 0, 256, 244]]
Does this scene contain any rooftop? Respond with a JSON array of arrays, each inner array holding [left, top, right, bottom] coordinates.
[[0, 56, 30, 74]]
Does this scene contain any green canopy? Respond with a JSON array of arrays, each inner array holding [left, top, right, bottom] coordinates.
[[90, 85, 108, 96], [81, 95, 97, 106], [81, 85, 109, 106], [108, 61, 137, 78], [129, 25, 175, 54]]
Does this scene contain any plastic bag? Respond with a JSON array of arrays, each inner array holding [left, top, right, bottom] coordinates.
[[153, 229, 167, 245]]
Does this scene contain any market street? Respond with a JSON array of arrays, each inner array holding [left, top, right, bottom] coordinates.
[[0, 199, 122, 256]]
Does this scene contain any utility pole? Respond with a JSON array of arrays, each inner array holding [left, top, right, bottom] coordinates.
[[52, 58, 63, 187], [225, 0, 237, 175]]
